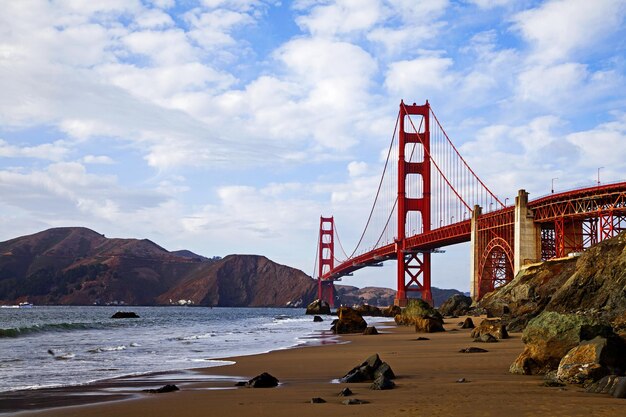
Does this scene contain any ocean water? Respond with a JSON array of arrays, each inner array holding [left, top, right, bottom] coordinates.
[[0, 306, 353, 393]]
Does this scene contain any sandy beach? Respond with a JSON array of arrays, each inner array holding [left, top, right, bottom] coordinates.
[[9, 317, 625, 417]]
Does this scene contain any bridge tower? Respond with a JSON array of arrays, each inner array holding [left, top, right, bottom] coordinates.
[[317, 216, 336, 307], [395, 101, 432, 306]]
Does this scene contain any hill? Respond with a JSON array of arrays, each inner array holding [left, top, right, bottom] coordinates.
[[336, 284, 465, 307]]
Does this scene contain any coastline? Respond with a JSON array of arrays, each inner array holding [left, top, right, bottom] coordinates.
[[8, 317, 626, 417]]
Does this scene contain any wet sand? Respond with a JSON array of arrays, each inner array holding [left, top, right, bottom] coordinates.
[[8, 317, 626, 417]]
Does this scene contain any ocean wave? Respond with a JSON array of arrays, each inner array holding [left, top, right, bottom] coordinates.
[[0, 322, 110, 338]]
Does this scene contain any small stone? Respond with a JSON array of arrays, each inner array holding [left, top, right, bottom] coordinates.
[[313, 315, 323, 322], [363, 326, 379, 335], [460, 317, 475, 329], [541, 380, 566, 387], [456, 378, 468, 383], [474, 334, 498, 343], [459, 347, 488, 353], [342, 398, 369, 405], [415, 337, 430, 341], [143, 384, 179, 393], [338, 387, 353, 397], [310, 397, 326, 403]]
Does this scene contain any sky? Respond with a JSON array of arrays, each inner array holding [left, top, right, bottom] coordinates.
[[1, 0, 626, 292]]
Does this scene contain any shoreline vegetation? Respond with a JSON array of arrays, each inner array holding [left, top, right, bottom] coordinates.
[[5, 316, 625, 417]]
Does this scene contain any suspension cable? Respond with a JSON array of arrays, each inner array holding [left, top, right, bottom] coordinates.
[[348, 112, 400, 258]]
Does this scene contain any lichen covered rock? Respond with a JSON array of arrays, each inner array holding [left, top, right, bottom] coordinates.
[[332, 306, 367, 334], [306, 299, 330, 315]]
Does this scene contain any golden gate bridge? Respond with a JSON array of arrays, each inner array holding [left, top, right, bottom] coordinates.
[[315, 101, 626, 307]]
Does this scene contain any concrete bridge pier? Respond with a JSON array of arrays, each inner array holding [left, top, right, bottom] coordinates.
[[470, 189, 541, 301], [514, 189, 541, 274]]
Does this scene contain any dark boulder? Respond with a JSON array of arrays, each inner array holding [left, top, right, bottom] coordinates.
[[310, 397, 326, 403], [355, 304, 383, 317], [111, 311, 139, 319], [510, 311, 613, 375], [394, 299, 442, 326], [414, 316, 445, 333], [439, 294, 472, 317], [340, 354, 395, 384], [246, 372, 279, 388], [313, 315, 323, 322], [470, 319, 508, 340], [370, 375, 395, 390], [586, 375, 626, 398], [382, 305, 402, 317], [306, 299, 330, 315], [556, 336, 626, 384], [331, 307, 367, 334], [143, 384, 179, 393]]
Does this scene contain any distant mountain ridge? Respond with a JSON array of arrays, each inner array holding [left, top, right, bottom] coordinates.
[[0, 227, 316, 307]]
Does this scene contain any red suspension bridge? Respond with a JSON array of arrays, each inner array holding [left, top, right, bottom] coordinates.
[[315, 100, 626, 307]]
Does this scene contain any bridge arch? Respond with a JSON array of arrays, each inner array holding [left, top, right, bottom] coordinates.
[[478, 237, 514, 299]]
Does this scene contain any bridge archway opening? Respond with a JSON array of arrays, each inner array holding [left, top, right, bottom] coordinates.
[[478, 238, 513, 298]]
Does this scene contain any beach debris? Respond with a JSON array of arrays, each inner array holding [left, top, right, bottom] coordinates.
[[363, 326, 378, 335], [473, 334, 499, 343], [586, 375, 626, 398], [331, 307, 367, 334], [556, 336, 626, 385], [509, 311, 614, 376], [306, 299, 330, 315], [111, 311, 140, 319], [143, 384, 179, 394], [338, 387, 353, 397], [340, 353, 395, 383], [370, 375, 395, 390], [438, 294, 472, 317], [456, 378, 468, 383], [382, 305, 402, 317], [310, 397, 326, 403], [355, 304, 383, 317], [470, 319, 508, 340], [460, 317, 475, 329], [415, 337, 430, 341], [245, 372, 279, 388], [342, 398, 369, 405], [459, 347, 488, 353], [313, 315, 323, 322]]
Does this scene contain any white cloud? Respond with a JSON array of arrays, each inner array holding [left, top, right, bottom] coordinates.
[[513, 0, 626, 64], [82, 155, 114, 164], [0, 139, 70, 161], [468, 0, 512, 9], [296, 0, 382, 37], [385, 55, 455, 96], [348, 161, 369, 177]]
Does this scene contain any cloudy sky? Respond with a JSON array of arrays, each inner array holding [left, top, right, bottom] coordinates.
[[1, 0, 625, 291]]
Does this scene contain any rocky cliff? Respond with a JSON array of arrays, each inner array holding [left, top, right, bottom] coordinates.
[[479, 232, 626, 331], [0, 227, 316, 307]]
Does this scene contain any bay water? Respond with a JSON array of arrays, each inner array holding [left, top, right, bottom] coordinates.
[[0, 306, 357, 393]]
